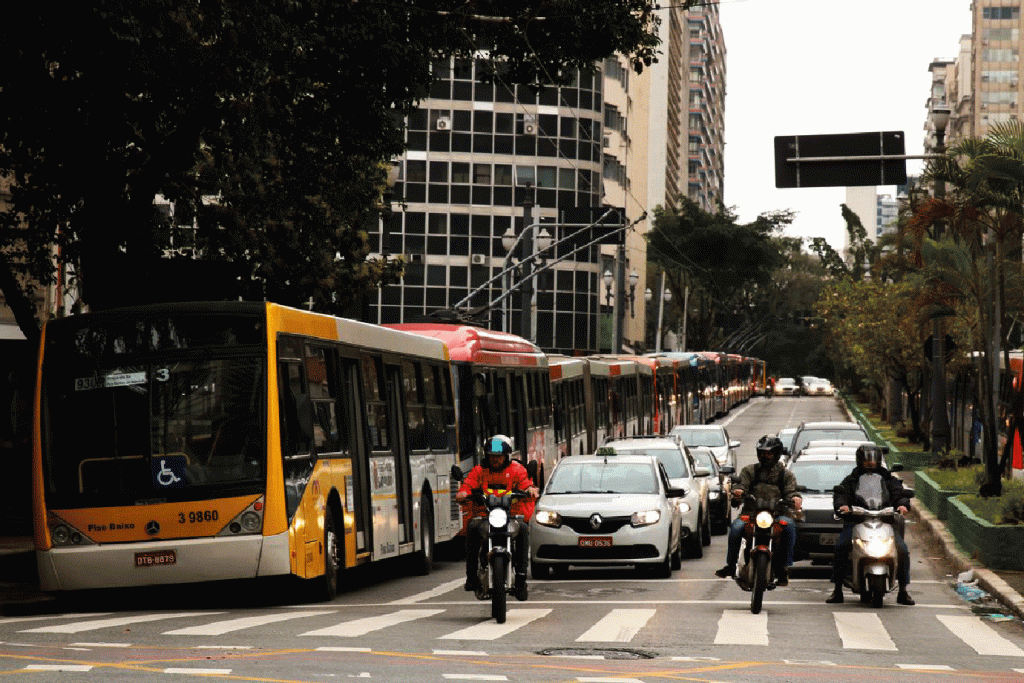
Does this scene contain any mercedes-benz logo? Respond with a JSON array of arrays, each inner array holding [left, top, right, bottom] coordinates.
[[145, 520, 160, 536], [589, 513, 603, 530]]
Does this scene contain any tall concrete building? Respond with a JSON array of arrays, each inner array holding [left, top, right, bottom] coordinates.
[[366, 6, 727, 354]]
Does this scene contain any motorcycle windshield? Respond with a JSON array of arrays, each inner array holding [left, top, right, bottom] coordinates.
[[854, 473, 887, 509]]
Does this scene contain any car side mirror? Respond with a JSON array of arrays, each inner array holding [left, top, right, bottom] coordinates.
[[730, 440, 741, 449], [666, 487, 685, 498], [719, 465, 735, 475], [694, 466, 711, 478]]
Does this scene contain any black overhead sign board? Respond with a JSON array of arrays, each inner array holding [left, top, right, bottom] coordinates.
[[774, 131, 907, 188]]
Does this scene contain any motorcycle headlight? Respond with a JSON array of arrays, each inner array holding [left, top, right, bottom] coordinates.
[[534, 509, 562, 528], [709, 491, 721, 500], [855, 536, 894, 557], [755, 511, 774, 529], [488, 507, 508, 528], [631, 510, 661, 527], [676, 502, 691, 513]]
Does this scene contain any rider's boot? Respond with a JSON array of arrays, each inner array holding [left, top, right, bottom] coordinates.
[[774, 565, 789, 587], [715, 563, 735, 578], [825, 583, 844, 603], [464, 556, 478, 592], [896, 583, 915, 605], [514, 573, 528, 601]]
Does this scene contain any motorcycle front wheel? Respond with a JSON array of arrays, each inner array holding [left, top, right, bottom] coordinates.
[[869, 574, 886, 608], [491, 554, 509, 623], [750, 553, 769, 614]]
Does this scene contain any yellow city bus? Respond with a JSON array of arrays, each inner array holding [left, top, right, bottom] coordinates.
[[32, 301, 460, 600]]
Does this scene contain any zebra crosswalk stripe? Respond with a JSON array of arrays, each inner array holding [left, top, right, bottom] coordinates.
[[576, 609, 656, 643], [164, 611, 335, 636], [20, 613, 224, 634], [301, 609, 444, 637], [833, 612, 896, 651], [937, 615, 1024, 657], [439, 609, 552, 641], [714, 609, 768, 646]]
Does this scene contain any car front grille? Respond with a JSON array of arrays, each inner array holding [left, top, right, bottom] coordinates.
[[536, 544, 661, 560], [561, 515, 632, 534]]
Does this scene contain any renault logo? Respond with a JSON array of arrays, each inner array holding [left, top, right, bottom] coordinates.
[[145, 520, 160, 536], [589, 514, 603, 530]]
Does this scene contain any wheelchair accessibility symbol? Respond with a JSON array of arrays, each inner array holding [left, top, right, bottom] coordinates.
[[152, 456, 187, 488]]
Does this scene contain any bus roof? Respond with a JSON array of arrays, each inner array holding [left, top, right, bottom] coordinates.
[[386, 323, 546, 367]]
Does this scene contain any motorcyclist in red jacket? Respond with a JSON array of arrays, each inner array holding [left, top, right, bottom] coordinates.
[[455, 435, 538, 598]]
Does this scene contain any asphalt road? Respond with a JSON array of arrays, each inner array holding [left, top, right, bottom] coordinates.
[[3, 396, 1024, 682]]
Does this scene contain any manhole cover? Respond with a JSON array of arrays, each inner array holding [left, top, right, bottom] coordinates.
[[537, 648, 654, 660]]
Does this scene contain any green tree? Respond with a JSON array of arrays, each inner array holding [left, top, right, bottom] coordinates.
[[0, 1, 667, 342], [646, 199, 789, 352]]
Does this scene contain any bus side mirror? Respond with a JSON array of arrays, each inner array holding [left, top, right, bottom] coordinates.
[[451, 465, 464, 483]]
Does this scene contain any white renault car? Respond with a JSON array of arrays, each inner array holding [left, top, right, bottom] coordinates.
[[529, 453, 684, 578]]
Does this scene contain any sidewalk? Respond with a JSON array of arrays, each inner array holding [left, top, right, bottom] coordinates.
[[0, 536, 54, 614]]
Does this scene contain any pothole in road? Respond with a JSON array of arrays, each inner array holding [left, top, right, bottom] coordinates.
[[537, 647, 655, 660]]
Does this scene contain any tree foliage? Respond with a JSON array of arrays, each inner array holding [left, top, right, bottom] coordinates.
[[0, 0, 667, 340], [646, 198, 790, 352]]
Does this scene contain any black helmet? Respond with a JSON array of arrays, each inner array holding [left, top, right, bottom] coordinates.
[[856, 444, 882, 469], [755, 435, 784, 466], [484, 434, 513, 471]]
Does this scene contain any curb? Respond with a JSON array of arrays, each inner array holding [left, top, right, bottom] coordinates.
[[911, 501, 1024, 621]]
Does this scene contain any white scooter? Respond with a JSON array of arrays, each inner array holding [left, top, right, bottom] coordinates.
[[840, 473, 905, 608]]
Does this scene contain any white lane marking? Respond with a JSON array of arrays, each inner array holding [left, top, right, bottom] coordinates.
[[833, 612, 896, 651], [439, 609, 552, 640], [164, 610, 333, 636], [194, 645, 253, 649], [896, 664, 955, 670], [714, 609, 767, 646], [0, 613, 110, 624], [20, 612, 223, 633], [577, 679, 645, 683], [576, 608, 656, 642], [68, 642, 131, 648], [434, 650, 488, 656], [393, 578, 464, 604], [301, 609, 444, 637], [164, 667, 233, 674], [937, 614, 1024, 656], [442, 675, 508, 681], [25, 665, 93, 671], [317, 646, 372, 652]]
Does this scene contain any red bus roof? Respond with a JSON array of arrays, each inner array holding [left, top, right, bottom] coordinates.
[[386, 323, 547, 367]]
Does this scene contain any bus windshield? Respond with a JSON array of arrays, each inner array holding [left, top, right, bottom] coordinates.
[[41, 314, 266, 508]]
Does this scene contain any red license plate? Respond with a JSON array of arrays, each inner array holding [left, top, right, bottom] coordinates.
[[134, 550, 177, 567], [579, 536, 612, 547]]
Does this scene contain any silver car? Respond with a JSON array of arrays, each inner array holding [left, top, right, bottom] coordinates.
[[789, 421, 870, 456], [529, 454, 685, 578], [669, 424, 740, 471], [602, 437, 711, 557]]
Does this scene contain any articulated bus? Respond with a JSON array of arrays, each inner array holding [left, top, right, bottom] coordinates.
[[387, 323, 555, 487], [33, 302, 460, 598], [549, 355, 593, 460]]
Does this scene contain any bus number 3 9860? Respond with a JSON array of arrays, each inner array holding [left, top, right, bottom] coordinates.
[[179, 510, 220, 524]]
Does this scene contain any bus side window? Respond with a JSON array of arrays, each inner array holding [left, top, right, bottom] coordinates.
[[306, 344, 341, 454], [402, 360, 427, 451], [362, 355, 389, 450], [279, 361, 312, 458]]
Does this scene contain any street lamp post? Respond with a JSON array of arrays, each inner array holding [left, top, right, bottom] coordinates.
[[519, 187, 535, 342], [930, 105, 951, 454], [628, 270, 639, 318], [603, 269, 614, 353]]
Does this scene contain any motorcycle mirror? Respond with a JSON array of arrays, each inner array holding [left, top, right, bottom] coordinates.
[[890, 463, 904, 472], [450, 464, 464, 482], [525, 459, 539, 481], [719, 465, 735, 475]]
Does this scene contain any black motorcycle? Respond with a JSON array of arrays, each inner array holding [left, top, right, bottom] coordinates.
[[733, 494, 788, 614], [452, 464, 535, 624]]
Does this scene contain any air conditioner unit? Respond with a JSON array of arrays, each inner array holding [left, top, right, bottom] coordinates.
[[603, 136, 611, 148], [436, 117, 451, 131], [470, 254, 487, 265], [523, 122, 537, 135]]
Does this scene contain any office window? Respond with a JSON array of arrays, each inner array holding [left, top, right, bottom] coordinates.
[[474, 164, 491, 184], [452, 163, 470, 184], [407, 161, 427, 183], [516, 165, 535, 186]]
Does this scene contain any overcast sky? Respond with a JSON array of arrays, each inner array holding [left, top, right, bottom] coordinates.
[[718, 0, 973, 251]]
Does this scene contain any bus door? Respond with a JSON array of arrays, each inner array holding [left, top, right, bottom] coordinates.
[[362, 356, 404, 561], [384, 362, 414, 550]]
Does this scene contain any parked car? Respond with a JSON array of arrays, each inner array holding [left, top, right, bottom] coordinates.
[[668, 424, 740, 471], [788, 421, 870, 456], [690, 445, 734, 534], [787, 451, 902, 563], [775, 377, 800, 396], [601, 436, 710, 556], [529, 454, 685, 577]]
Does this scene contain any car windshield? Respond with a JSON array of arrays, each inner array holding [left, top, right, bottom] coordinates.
[[672, 429, 725, 448], [778, 378, 796, 386], [691, 449, 716, 473], [609, 448, 689, 478], [788, 460, 856, 493], [793, 428, 867, 453], [546, 461, 658, 494]]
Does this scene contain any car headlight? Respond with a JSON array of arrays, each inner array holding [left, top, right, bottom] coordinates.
[[631, 510, 661, 527], [534, 509, 562, 528], [755, 511, 774, 529], [488, 507, 508, 528], [709, 491, 721, 500], [676, 501, 691, 513]]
